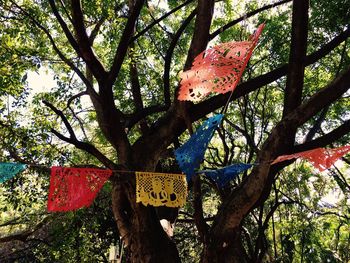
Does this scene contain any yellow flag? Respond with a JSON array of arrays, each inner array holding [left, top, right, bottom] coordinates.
[[135, 172, 187, 208]]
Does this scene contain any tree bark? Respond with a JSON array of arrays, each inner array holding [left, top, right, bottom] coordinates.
[[201, 228, 249, 263], [111, 176, 181, 263], [27, 0, 350, 262]]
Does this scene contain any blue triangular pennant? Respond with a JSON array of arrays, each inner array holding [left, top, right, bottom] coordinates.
[[175, 114, 223, 182], [0, 163, 27, 183], [200, 163, 252, 188]]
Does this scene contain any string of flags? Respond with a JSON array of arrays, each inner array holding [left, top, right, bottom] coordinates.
[[0, 144, 349, 211], [1, 24, 349, 214]]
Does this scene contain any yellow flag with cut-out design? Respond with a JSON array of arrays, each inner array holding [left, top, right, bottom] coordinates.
[[135, 172, 187, 208]]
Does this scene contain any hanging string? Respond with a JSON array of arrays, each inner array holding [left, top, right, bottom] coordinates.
[[6, 163, 178, 175], [220, 86, 237, 115]]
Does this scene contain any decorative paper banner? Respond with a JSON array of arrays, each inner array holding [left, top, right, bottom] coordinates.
[[136, 172, 187, 208], [272, 145, 350, 171], [175, 114, 224, 181], [199, 163, 253, 188], [178, 24, 265, 101], [0, 163, 27, 183], [47, 167, 112, 212]]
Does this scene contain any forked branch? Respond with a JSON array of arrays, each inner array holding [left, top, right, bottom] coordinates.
[[43, 100, 115, 168]]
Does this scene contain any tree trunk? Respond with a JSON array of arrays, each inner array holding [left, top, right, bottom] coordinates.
[[201, 228, 250, 263], [128, 206, 180, 262], [112, 179, 181, 263]]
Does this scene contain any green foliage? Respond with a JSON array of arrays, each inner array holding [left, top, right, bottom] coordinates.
[[0, 0, 349, 262]]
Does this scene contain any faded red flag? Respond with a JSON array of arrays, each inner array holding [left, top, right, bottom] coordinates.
[[47, 167, 112, 212], [178, 24, 264, 101], [272, 145, 350, 171]]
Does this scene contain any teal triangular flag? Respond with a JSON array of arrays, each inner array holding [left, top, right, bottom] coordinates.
[[0, 163, 27, 183]]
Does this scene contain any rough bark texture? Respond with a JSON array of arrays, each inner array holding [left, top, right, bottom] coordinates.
[[34, 0, 350, 262]]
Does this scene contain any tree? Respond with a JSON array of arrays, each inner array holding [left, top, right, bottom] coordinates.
[[0, 0, 349, 262]]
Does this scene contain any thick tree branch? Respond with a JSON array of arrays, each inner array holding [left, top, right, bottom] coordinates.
[[131, 0, 214, 169], [107, 0, 145, 86], [193, 175, 209, 244], [43, 100, 116, 168], [66, 91, 88, 109], [11, 1, 96, 96], [89, 16, 106, 44], [192, 26, 350, 118], [210, 0, 292, 40], [131, 26, 350, 171], [306, 28, 350, 64], [304, 38, 348, 142], [111, 180, 132, 246], [283, 0, 309, 116], [89, 86, 131, 163], [43, 100, 77, 140], [182, 0, 214, 70], [0, 217, 50, 243], [125, 105, 168, 129], [163, 8, 197, 106], [293, 119, 350, 153], [285, 68, 350, 129], [48, 0, 81, 55], [129, 61, 146, 110], [70, 0, 108, 82], [210, 65, 350, 243], [177, 0, 215, 133], [128, 2, 148, 134], [304, 106, 329, 142]]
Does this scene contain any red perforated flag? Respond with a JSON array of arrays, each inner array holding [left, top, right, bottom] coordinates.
[[47, 167, 112, 212], [272, 145, 350, 171], [178, 24, 264, 101]]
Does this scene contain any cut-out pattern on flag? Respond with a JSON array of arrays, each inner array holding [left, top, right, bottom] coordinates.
[[175, 114, 223, 181], [136, 172, 187, 208], [47, 167, 112, 212], [272, 145, 350, 171], [0, 163, 26, 183], [200, 163, 252, 188], [178, 24, 265, 101]]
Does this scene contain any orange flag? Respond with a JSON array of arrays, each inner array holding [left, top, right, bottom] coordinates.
[[272, 145, 350, 171], [178, 24, 264, 101]]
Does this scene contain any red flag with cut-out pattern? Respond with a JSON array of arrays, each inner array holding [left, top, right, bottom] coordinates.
[[178, 24, 264, 102], [47, 167, 112, 212], [272, 145, 350, 171]]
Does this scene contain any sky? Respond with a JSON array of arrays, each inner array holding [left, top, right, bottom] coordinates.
[[26, 67, 56, 95]]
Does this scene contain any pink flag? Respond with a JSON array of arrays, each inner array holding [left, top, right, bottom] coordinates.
[[272, 145, 350, 171], [48, 167, 112, 212], [178, 24, 264, 101]]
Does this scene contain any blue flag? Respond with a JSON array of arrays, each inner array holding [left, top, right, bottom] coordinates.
[[0, 163, 27, 183], [200, 163, 252, 188], [175, 114, 223, 182]]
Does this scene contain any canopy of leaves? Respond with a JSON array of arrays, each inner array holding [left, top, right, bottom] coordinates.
[[0, 0, 349, 262]]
